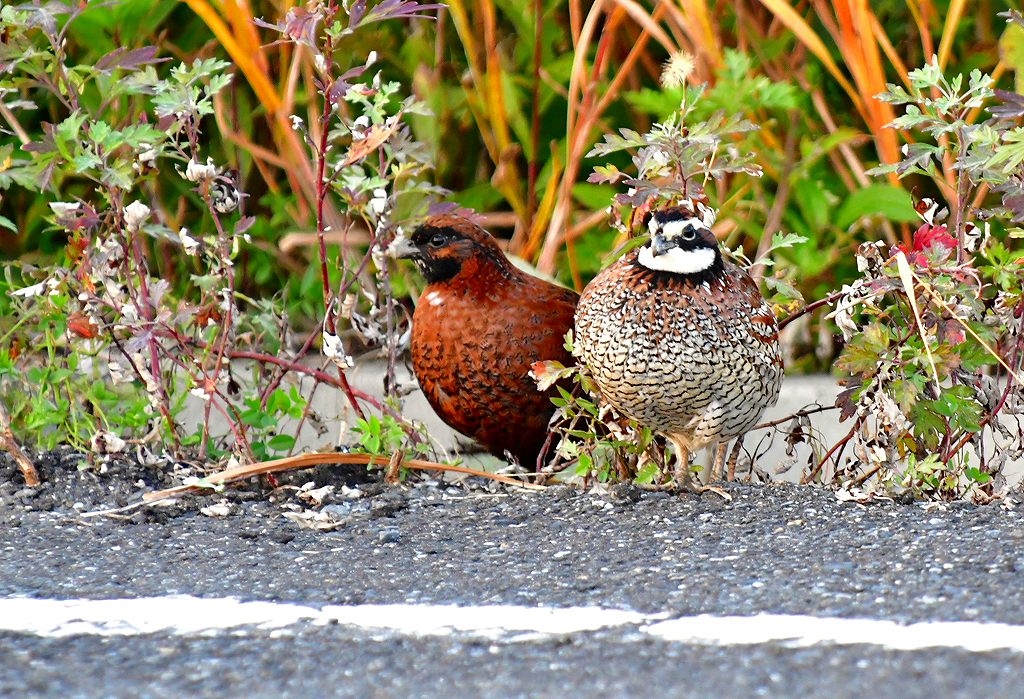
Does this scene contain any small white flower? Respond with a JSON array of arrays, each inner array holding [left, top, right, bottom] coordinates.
[[368, 188, 388, 217], [314, 53, 327, 74], [184, 157, 219, 183], [179, 227, 199, 256], [108, 361, 132, 385], [137, 143, 158, 166], [91, 430, 127, 454], [49, 201, 81, 218], [322, 329, 354, 367], [123, 201, 151, 233], [695, 201, 717, 228], [650, 150, 669, 167], [351, 115, 370, 141], [364, 51, 378, 67], [10, 281, 48, 298], [190, 386, 212, 401], [289, 114, 304, 130]]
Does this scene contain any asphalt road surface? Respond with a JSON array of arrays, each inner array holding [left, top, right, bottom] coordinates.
[[3, 453, 1024, 698]]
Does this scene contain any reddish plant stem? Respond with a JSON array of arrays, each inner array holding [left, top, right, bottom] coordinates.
[[777, 289, 847, 331], [943, 336, 1023, 462], [159, 347, 256, 461], [123, 204, 179, 452], [199, 205, 237, 455], [311, 20, 366, 423], [315, 100, 336, 337], [225, 349, 382, 409]]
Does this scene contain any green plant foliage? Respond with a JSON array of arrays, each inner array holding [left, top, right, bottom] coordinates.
[[0, 0, 442, 470], [824, 55, 1024, 500]]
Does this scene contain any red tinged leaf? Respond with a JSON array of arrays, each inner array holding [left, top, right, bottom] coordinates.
[[65, 235, 88, 265], [897, 223, 956, 266], [67, 312, 99, 339], [195, 304, 223, 328], [912, 224, 956, 253]]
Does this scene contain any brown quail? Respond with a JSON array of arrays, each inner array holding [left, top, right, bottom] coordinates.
[[573, 201, 783, 490], [394, 211, 578, 467]]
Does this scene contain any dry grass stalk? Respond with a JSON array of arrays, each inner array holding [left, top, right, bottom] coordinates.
[[0, 402, 39, 487], [142, 451, 546, 503]]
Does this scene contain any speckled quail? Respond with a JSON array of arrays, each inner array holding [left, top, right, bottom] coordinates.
[[573, 201, 783, 490], [393, 211, 578, 467]]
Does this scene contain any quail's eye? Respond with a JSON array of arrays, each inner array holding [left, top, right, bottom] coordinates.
[[681, 227, 697, 241], [428, 233, 448, 248]]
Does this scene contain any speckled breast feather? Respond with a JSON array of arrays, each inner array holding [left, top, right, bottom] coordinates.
[[574, 248, 783, 451]]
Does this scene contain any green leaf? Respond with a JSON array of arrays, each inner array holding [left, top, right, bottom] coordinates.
[[1000, 21, 1024, 93], [965, 467, 993, 485], [835, 185, 918, 229], [634, 462, 659, 485], [792, 178, 830, 231], [266, 434, 296, 452]]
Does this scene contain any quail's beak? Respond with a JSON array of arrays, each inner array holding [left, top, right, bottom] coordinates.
[[650, 231, 678, 257], [390, 236, 422, 260]]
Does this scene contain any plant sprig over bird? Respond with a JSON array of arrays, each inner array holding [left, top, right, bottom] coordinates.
[[535, 81, 794, 491]]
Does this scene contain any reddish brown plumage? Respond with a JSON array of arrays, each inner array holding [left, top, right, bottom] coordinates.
[[397, 212, 577, 466]]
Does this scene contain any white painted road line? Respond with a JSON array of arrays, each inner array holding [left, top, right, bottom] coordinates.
[[0, 597, 652, 640], [2, 597, 1024, 654], [644, 614, 1024, 654]]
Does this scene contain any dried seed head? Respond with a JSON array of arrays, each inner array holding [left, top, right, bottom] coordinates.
[[660, 52, 695, 89]]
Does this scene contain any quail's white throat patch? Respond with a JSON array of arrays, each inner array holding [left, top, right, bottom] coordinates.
[[638, 245, 716, 274]]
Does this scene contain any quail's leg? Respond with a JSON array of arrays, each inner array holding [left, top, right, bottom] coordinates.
[[672, 441, 692, 491], [667, 437, 730, 500], [710, 442, 728, 482], [727, 438, 743, 482]]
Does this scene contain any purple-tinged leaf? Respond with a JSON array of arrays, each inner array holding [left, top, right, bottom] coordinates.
[[235, 216, 256, 236], [95, 46, 169, 73], [254, 7, 323, 49], [349, 0, 367, 27], [363, 1, 445, 25], [426, 202, 481, 222], [327, 64, 370, 104], [990, 90, 1024, 120]]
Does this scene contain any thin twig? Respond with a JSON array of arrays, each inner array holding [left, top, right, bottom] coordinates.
[[754, 403, 837, 430], [777, 289, 846, 331], [803, 418, 861, 485]]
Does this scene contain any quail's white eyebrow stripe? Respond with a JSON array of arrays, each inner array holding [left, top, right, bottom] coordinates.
[[2, 597, 1024, 654]]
